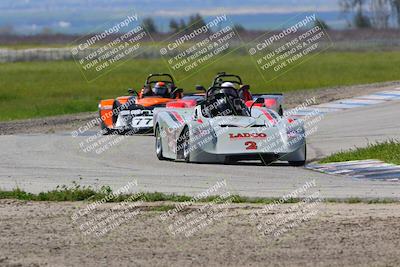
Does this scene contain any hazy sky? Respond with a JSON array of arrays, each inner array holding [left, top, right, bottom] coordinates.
[[0, 0, 343, 33], [1, 0, 340, 16]]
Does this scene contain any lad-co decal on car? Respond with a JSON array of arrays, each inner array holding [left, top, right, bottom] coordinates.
[[229, 133, 268, 139]]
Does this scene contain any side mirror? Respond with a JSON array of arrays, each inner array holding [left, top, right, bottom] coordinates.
[[195, 85, 206, 92], [171, 88, 183, 98], [250, 98, 264, 113], [254, 98, 265, 104], [128, 88, 137, 96], [240, 84, 250, 91]]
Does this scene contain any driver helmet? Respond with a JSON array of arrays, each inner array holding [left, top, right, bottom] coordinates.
[[153, 81, 168, 97], [219, 82, 237, 99], [221, 82, 235, 88]]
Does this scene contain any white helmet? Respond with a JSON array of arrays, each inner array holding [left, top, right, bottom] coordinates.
[[221, 82, 235, 88]]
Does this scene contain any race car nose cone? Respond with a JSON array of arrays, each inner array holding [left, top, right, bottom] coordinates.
[[212, 116, 256, 128]]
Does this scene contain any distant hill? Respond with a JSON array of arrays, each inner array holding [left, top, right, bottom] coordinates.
[[0, 0, 343, 34]]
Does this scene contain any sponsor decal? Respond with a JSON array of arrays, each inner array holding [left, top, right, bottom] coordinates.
[[260, 109, 277, 124], [167, 111, 184, 124], [229, 133, 267, 139]]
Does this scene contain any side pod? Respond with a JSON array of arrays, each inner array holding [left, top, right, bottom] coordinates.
[[98, 99, 114, 129]]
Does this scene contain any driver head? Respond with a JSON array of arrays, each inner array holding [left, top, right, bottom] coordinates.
[[221, 82, 235, 89], [153, 81, 168, 96], [219, 82, 238, 99]]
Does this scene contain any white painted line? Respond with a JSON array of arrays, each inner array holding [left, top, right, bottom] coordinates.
[[310, 159, 382, 166], [338, 98, 385, 105], [285, 109, 325, 116], [309, 106, 343, 113], [358, 94, 396, 100], [380, 90, 400, 95], [316, 103, 358, 109], [371, 93, 400, 99], [286, 87, 399, 118]]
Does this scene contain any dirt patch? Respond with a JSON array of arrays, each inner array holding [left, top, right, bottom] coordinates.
[[1, 81, 399, 135], [0, 112, 97, 135], [0, 200, 399, 267]]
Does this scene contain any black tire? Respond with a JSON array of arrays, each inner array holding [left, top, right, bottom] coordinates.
[[112, 100, 121, 125], [100, 120, 112, 135], [289, 144, 307, 166], [181, 127, 191, 162], [260, 155, 274, 165], [224, 156, 233, 165], [99, 109, 112, 135], [155, 126, 166, 160], [288, 160, 306, 166]]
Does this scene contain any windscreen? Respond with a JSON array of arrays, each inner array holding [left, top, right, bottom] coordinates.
[[201, 94, 250, 118]]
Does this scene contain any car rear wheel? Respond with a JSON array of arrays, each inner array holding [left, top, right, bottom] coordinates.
[[112, 100, 121, 126], [155, 126, 165, 160], [100, 120, 112, 135]]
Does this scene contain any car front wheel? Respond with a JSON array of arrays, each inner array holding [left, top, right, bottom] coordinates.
[[182, 128, 191, 162], [289, 144, 306, 166], [155, 126, 165, 160]]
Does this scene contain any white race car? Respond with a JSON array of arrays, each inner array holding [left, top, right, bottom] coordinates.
[[153, 85, 306, 165]]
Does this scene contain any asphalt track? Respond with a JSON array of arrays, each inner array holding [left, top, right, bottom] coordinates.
[[0, 100, 399, 199]]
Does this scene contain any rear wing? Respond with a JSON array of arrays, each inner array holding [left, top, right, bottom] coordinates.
[[252, 94, 284, 103], [248, 93, 284, 115], [144, 73, 176, 89], [252, 93, 283, 96], [212, 72, 243, 87]]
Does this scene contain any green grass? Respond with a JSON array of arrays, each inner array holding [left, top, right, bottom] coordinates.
[[0, 185, 297, 204], [324, 197, 396, 204], [1, 51, 400, 120], [0, 184, 398, 204], [0, 44, 75, 49], [320, 140, 400, 165]]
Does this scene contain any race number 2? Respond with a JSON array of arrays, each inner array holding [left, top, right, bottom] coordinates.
[[245, 141, 257, 150]]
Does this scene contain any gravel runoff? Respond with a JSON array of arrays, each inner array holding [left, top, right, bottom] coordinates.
[[1, 81, 399, 135], [0, 200, 399, 267]]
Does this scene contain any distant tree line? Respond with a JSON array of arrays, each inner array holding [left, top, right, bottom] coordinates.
[[0, 25, 55, 35], [339, 0, 400, 28], [141, 13, 247, 34]]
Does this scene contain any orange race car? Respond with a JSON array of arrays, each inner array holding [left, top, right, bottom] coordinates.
[[98, 73, 183, 134]]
